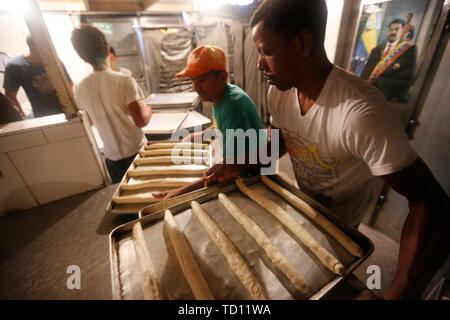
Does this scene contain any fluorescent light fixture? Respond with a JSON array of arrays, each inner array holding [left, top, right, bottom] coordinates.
[[0, 0, 30, 14], [193, 0, 254, 11]]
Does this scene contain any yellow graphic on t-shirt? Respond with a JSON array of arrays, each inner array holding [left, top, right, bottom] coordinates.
[[285, 138, 339, 170], [279, 128, 340, 199]]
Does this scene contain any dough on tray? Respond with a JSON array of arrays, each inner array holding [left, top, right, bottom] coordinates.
[[164, 209, 214, 300], [145, 142, 208, 150], [127, 165, 208, 177], [134, 156, 207, 166], [120, 177, 199, 191], [260, 175, 363, 257], [235, 178, 346, 276], [218, 193, 311, 296], [132, 222, 164, 300], [190, 201, 268, 300]]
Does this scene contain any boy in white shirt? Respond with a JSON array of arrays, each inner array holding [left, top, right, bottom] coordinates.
[[71, 24, 152, 183]]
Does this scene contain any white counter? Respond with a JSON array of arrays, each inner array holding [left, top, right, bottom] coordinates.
[[0, 113, 68, 136], [0, 113, 107, 215]]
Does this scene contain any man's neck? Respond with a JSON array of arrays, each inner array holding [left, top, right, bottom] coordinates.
[[93, 62, 109, 72], [212, 83, 228, 107], [295, 57, 333, 115]]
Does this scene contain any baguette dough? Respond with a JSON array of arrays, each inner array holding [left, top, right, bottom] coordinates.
[[146, 139, 180, 145], [190, 201, 268, 300], [164, 210, 214, 300], [140, 149, 208, 157], [121, 177, 199, 190], [235, 179, 346, 276], [128, 165, 208, 177], [113, 187, 174, 204], [112, 195, 160, 204], [134, 156, 206, 166], [145, 142, 208, 150], [218, 193, 311, 296], [132, 222, 164, 299], [261, 176, 364, 257]]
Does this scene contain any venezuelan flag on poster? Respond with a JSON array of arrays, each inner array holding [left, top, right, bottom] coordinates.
[[350, 13, 377, 76]]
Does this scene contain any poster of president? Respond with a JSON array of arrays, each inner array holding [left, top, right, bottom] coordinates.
[[350, 0, 429, 103]]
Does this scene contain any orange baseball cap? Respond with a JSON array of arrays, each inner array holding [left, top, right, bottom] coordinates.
[[175, 45, 227, 78]]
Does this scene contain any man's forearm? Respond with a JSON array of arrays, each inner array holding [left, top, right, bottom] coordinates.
[[128, 100, 151, 127], [178, 177, 207, 195], [382, 158, 450, 299], [383, 199, 450, 299], [187, 125, 214, 143], [6, 93, 26, 117]]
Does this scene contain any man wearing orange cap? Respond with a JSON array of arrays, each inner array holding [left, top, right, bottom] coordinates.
[[153, 45, 265, 200]]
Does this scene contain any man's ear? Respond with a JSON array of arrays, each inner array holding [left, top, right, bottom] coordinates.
[[294, 30, 313, 58]]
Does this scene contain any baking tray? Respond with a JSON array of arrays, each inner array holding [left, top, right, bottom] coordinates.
[[142, 92, 200, 110], [109, 174, 374, 300], [106, 139, 215, 215], [142, 110, 190, 135]]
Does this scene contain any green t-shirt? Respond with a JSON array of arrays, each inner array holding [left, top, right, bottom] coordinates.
[[212, 83, 266, 160]]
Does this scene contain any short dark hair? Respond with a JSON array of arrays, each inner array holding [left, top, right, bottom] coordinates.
[[109, 46, 116, 56], [250, 0, 328, 46], [26, 35, 34, 49], [389, 18, 405, 28], [71, 24, 108, 66]]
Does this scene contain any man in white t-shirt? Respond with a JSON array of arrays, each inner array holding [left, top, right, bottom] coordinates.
[[71, 25, 152, 183], [207, 0, 449, 300]]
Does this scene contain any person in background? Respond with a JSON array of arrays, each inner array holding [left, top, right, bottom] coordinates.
[[206, 0, 448, 299], [153, 45, 265, 200], [71, 24, 152, 184], [109, 46, 134, 78], [3, 35, 72, 118]]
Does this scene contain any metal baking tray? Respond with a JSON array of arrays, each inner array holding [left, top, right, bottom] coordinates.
[[109, 174, 373, 299], [106, 140, 215, 215], [142, 92, 200, 110], [142, 110, 190, 135]]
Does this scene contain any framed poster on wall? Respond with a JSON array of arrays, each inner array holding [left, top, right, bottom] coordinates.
[[349, 0, 434, 104]]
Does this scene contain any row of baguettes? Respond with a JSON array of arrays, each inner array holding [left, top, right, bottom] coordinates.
[[129, 177, 363, 300], [110, 141, 211, 212]]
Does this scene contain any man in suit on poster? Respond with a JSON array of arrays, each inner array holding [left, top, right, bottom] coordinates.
[[361, 18, 416, 103]]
